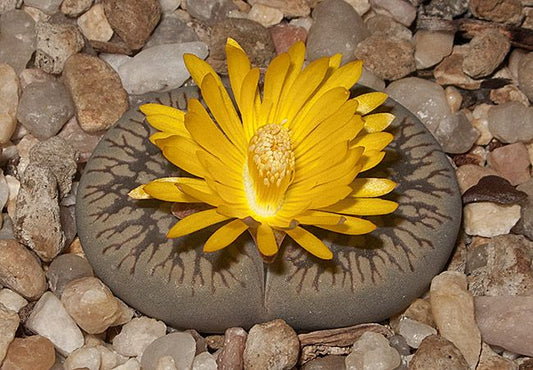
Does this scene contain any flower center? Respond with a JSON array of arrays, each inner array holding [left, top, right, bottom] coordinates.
[[244, 123, 295, 218]]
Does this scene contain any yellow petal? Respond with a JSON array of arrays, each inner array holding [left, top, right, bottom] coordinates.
[[363, 113, 395, 133], [203, 219, 249, 252], [285, 226, 333, 260], [360, 150, 386, 172], [296, 210, 344, 226], [355, 92, 388, 115], [140, 103, 185, 120], [316, 215, 377, 235], [142, 178, 198, 202], [350, 178, 397, 197], [158, 136, 206, 178], [257, 223, 278, 256], [351, 132, 393, 152], [145, 114, 190, 137], [323, 198, 398, 216], [176, 178, 223, 206], [167, 209, 230, 238], [150, 131, 176, 146], [240, 68, 261, 141], [226, 38, 251, 105], [197, 151, 243, 189], [183, 53, 219, 87], [263, 53, 291, 124], [128, 184, 153, 199]]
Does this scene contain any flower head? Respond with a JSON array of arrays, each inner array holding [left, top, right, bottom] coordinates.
[[129, 39, 397, 261]]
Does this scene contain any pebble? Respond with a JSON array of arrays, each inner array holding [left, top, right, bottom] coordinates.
[[185, 0, 235, 24], [455, 164, 499, 193], [477, 343, 517, 370], [462, 29, 511, 79], [434, 52, 481, 90], [301, 355, 346, 370], [0, 10, 36, 74], [306, 0, 369, 64], [117, 42, 208, 95], [475, 296, 533, 356], [24, 0, 63, 15], [487, 142, 531, 185], [35, 22, 84, 74], [468, 234, 533, 296], [0, 289, 28, 313], [248, 0, 311, 17], [365, 14, 412, 41], [77, 3, 114, 42], [0, 303, 19, 364], [143, 13, 199, 49], [464, 202, 521, 237], [248, 3, 284, 28], [217, 327, 247, 370], [243, 319, 300, 370], [61, 276, 121, 334], [408, 335, 469, 370], [5, 175, 20, 221], [516, 178, 533, 239], [370, 0, 417, 26], [64, 345, 101, 370], [423, 0, 469, 18], [518, 52, 533, 102], [63, 53, 129, 133], [0, 0, 17, 14], [209, 18, 275, 73], [469, 0, 524, 25], [396, 317, 437, 349], [471, 104, 494, 145], [141, 332, 196, 370], [391, 298, 435, 331], [17, 80, 75, 140], [25, 291, 84, 356], [102, 0, 161, 50], [114, 358, 142, 370], [192, 352, 218, 370], [1, 335, 56, 370], [57, 116, 103, 163], [0, 64, 19, 145], [445, 86, 462, 113], [0, 239, 47, 300], [414, 30, 454, 69], [159, 0, 181, 13], [96, 344, 129, 369], [388, 335, 411, 356], [436, 111, 479, 154], [270, 23, 307, 55], [430, 271, 481, 368], [61, 0, 94, 17], [47, 253, 94, 296], [488, 102, 533, 143], [345, 331, 401, 370], [112, 316, 167, 357], [462, 175, 527, 205]]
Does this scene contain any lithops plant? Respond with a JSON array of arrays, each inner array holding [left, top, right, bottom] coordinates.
[[76, 40, 461, 332]]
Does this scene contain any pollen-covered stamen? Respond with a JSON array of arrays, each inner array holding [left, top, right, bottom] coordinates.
[[245, 123, 295, 217]]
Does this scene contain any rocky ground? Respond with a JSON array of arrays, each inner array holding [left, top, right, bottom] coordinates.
[[0, 0, 533, 369]]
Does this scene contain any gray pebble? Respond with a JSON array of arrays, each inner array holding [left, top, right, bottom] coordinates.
[[487, 102, 533, 143], [434, 111, 479, 154], [0, 0, 17, 15], [389, 335, 411, 356], [0, 10, 36, 73], [186, 0, 235, 24], [518, 52, 533, 102], [140, 332, 196, 370], [301, 355, 346, 370], [144, 13, 199, 49], [17, 80, 75, 140], [24, 0, 63, 15], [47, 253, 94, 297]]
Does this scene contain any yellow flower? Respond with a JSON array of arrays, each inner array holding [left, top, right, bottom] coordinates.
[[129, 39, 398, 261]]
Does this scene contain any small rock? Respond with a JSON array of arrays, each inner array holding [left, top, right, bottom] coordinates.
[[28, 136, 78, 199], [35, 22, 84, 74], [112, 317, 167, 357], [96, 344, 129, 369], [47, 254, 94, 296], [487, 142, 531, 185], [455, 164, 499, 193], [154, 356, 178, 370], [0, 303, 19, 364], [423, 0, 469, 18], [464, 202, 521, 237], [462, 29, 511, 79], [118, 42, 208, 95], [102, 0, 161, 50], [63, 53, 129, 133], [209, 18, 275, 72], [471, 103, 494, 145], [430, 271, 482, 368], [445, 86, 463, 113], [192, 352, 217, 370], [434, 111, 479, 154], [434, 52, 481, 90], [0, 289, 28, 313], [414, 30, 454, 69], [77, 3, 114, 42], [0, 10, 36, 74], [470, 0, 523, 25], [243, 319, 300, 370], [25, 291, 84, 356], [57, 116, 103, 163], [185, 0, 236, 24], [0, 64, 19, 145], [306, 0, 369, 64], [0, 239, 47, 300], [488, 102, 533, 143], [159, 0, 181, 13], [515, 178, 533, 239], [270, 23, 307, 55], [409, 335, 469, 370], [477, 342, 518, 370], [144, 13, 199, 49], [141, 332, 196, 370], [16, 80, 75, 140], [301, 355, 347, 370], [248, 3, 283, 28], [289, 17, 313, 31], [355, 34, 415, 80], [0, 0, 17, 14], [388, 335, 411, 356], [390, 298, 435, 330], [217, 327, 247, 370], [24, 0, 63, 15], [114, 358, 142, 370], [61, 0, 94, 17], [490, 84, 530, 106], [396, 317, 437, 349], [370, 0, 417, 26], [64, 346, 101, 370], [98, 53, 131, 71], [462, 175, 527, 205], [248, 0, 310, 17], [1, 335, 56, 370], [61, 276, 120, 334], [475, 296, 533, 356], [518, 52, 533, 102], [345, 331, 401, 370], [14, 164, 65, 262], [365, 14, 412, 40]]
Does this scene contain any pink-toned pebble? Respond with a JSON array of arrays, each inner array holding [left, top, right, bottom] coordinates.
[[487, 142, 531, 185], [270, 23, 307, 55]]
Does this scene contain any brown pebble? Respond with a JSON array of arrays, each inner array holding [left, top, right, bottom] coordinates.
[[270, 23, 307, 55], [217, 327, 247, 370], [462, 175, 528, 205], [409, 335, 469, 370], [487, 142, 531, 185], [1, 335, 56, 370]]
